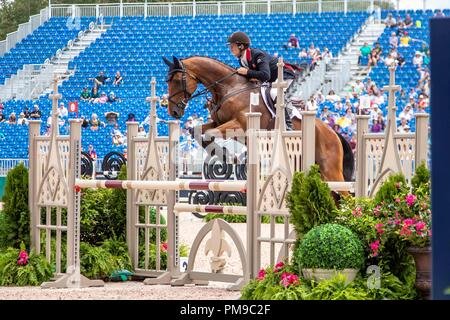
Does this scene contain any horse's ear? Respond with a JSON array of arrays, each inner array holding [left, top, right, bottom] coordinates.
[[162, 57, 174, 68], [172, 56, 181, 68]]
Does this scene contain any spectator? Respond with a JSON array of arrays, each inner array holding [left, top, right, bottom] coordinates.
[[160, 94, 169, 108], [127, 113, 136, 122], [420, 42, 430, 56], [359, 42, 371, 65], [88, 144, 97, 160], [286, 33, 300, 49], [105, 111, 119, 125], [413, 52, 423, 67], [399, 31, 412, 47], [393, 49, 406, 67], [389, 32, 399, 49], [298, 48, 308, 59], [364, 77, 375, 92], [353, 79, 364, 94], [307, 43, 316, 57], [306, 96, 318, 111], [0, 99, 3, 112], [90, 86, 100, 103], [8, 112, 17, 124], [384, 13, 397, 27], [58, 102, 68, 118], [80, 116, 89, 128], [334, 101, 344, 113], [98, 92, 108, 104], [332, 123, 341, 134], [373, 91, 385, 105], [80, 87, 90, 101], [408, 88, 418, 100], [377, 112, 386, 131], [137, 126, 147, 138], [319, 106, 330, 121], [435, 9, 445, 17], [22, 107, 30, 119], [371, 119, 382, 133], [108, 92, 121, 103], [17, 112, 28, 125], [112, 127, 125, 146], [322, 113, 334, 127], [368, 42, 382, 67], [89, 113, 105, 131], [0, 109, 6, 122], [397, 118, 410, 133], [322, 47, 333, 70], [326, 90, 340, 102], [113, 71, 123, 86], [89, 71, 110, 87], [181, 136, 198, 175], [403, 14, 413, 28], [384, 53, 396, 67], [369, 104, 381, 123], [399, 104, 414, 122], [30, 104, 42, 119]]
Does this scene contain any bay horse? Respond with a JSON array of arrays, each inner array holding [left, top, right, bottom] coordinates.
[[163, 56, 354, 183]]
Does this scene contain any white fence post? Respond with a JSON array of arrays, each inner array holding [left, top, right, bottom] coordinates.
[[218, 2, 221, 16], [344, 0, 348, 15], [49, 0, 52, 18], [242, 1, 246, 16], [267, 0, 271, 15], [96, 4, 99, 18], [370, 0, 374, 12], [318, 0, 322, 16], [193, 0, 196, 18], [423, 0, 426, 10], [169, 2, 172, 18], [293, 0, 296, 16], [120, 1, 123, 18], [144, 1, 147, 18]]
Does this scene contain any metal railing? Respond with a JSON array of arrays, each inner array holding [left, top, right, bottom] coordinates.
[[0, 8, 49, 57], [0, 159, 29, 177], [50, 0, 382, 18]]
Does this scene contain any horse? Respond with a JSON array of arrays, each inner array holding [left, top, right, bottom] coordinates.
[[162, 56, 354, 184]]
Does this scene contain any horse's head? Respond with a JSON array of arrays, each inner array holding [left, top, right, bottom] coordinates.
[[163, 56, 199, 119]]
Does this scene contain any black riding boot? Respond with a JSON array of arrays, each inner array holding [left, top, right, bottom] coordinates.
[[285, 108, 293, 131]]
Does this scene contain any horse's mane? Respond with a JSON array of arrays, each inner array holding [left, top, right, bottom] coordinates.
[[182, 55, 237, 73]]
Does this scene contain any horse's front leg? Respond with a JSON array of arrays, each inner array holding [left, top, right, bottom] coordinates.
[[191, 121, 217, 149]]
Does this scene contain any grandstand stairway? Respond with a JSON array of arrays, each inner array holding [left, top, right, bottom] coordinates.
[[337, 21, 385, 96], [48, 23, 111, 87], [0, 22, 108, 100]]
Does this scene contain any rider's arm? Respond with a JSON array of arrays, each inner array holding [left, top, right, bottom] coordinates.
[[246, 52, 271, 82]]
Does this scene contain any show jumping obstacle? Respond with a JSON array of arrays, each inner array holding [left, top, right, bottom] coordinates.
[[29, 62, 428, 289]]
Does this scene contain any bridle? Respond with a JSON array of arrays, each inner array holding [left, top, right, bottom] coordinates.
[[166, 60, 239, 112]]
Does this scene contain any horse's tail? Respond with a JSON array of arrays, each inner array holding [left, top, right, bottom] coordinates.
[[336, 132, 354, 182]]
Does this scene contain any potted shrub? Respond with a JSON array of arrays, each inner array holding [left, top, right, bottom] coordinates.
[[296, 223, 365, 284]]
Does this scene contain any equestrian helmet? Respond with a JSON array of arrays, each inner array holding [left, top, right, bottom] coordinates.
[[227, 31, 251, 46]]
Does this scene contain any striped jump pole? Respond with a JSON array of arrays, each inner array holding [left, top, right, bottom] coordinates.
[[75, 179, 247, 192], [173, 204, 247, 215]]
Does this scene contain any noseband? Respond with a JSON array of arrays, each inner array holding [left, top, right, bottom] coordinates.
[[166, 60, 238, 112]]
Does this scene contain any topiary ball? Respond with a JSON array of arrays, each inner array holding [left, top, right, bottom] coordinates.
[[296, 223, 365, 270]]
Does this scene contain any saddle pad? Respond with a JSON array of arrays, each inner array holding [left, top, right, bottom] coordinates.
[[260, 85, 276, 118]]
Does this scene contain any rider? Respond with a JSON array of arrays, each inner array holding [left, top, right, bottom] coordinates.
[[227, 31, 297, 130]]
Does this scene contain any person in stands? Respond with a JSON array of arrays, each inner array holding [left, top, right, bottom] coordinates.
[[286, 33, 300, 48], [113, 71, 123, 86], [80, 87, 90, 101], [89, 71, 110, 87]]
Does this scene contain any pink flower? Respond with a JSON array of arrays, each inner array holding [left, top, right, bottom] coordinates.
[[280, 272, 300, 287], [372, 252, 378, 257], [17, 250, 29, 266], [395, 219, 401, 225], [395, 182, 402, 189], [415, 221, 426, 231], [161, 242, 168, 252], [274, 261, 284, 273], [403, 218, 415, 226], [405, 194, 417, 207], [257, 268, 266, 280], [373, 206, 381, 217], [375, 223, 384, 235], [395, 198, 401, 203], [370, 240, 380, 251]]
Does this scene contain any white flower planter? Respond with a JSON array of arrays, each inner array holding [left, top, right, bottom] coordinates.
[[302, 268, 359, 285]]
